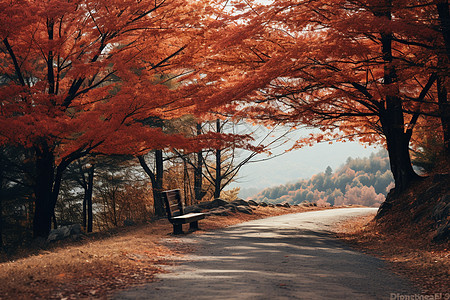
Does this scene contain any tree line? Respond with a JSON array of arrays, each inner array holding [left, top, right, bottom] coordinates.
[[0, 118, 268, 249], [253, 151, 394, 207]]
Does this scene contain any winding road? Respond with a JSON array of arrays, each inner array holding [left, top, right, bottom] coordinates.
[[112, 208, 418, 299]]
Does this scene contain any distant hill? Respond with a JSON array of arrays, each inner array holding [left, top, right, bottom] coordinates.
[[251, 150, 393, 207]]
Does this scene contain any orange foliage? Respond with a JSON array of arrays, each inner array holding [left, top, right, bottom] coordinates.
[[0, 0, 224, 159], [192, 0, 449, 191], [0, 0, 236, 238], [200, 0, 445, 141]]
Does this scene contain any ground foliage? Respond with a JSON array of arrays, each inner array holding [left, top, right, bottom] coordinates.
[[377, 172, 450, 243], [336, 167, 450, 293], [337, 212, 449, 294], [253, 150, 393, 207]]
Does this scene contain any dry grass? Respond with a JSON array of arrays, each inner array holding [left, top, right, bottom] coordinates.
[[0, 219, 175, 299], [0, 205, 324, 299], [335, 213, 450, 294]]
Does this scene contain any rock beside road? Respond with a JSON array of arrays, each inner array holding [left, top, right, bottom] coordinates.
[[48, 224, 83, 242], [247, 200, 259, 206], [235, 205, 253, 214], [185, 198, 300, 216], [183, 197, 322, 219]]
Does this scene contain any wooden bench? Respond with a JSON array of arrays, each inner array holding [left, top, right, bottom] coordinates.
[[161, 189, 205, 234]]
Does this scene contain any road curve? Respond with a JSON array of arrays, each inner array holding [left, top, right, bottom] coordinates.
[[111, 208, 418, 300]]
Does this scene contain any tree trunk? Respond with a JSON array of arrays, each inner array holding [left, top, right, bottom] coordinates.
[[214, 119, 222, 199], [79, 162, 87, 229], [82, 190, 87, 229], [33, 20, 57, 238], [86, 165, 94, 233], [33, 145, 55, 238], [52, 213, 57, 229], [437, 1, 450, 156], [112, 189, 117, 226], [0, 171, 3, 248], [214, 148, 222, 199], [194, 123, 205, 202], [437, 1, 450, 61], [194, 150, 204, 202], [381, 117, 420, 192], [154, 149, 164, 216], [438, 75, 450, 156], [138, 153, 165, 217], [0, 198, 2, 248], [377, 2, 419, 193], [183, 159, 190, 206]]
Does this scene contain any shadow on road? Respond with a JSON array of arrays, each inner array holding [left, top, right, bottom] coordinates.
[[112, 208, 418, 300]]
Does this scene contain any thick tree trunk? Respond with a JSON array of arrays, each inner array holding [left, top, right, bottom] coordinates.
[[377, 2, 420, 193], [437, 1, 450, 61], [382, 119, 420, 192], [376, 123, 420, 219], [33, 147, 84, 237], [33, 145, 55, 238]]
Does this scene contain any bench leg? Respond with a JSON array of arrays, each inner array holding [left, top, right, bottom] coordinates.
[[189, 221, 199, 231], [173, 224, 183, 234]]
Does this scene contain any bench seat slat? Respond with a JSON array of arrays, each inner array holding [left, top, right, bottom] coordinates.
[[170, 213, 205, 225], [171, 212, 205, 219]]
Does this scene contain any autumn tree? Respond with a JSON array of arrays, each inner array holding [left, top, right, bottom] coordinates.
[[0, 0, 216, 238], [174, 118, 286, 201], [199, 0, 449, 194]]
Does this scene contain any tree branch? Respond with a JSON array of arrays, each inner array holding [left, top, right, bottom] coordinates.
[[3, 38, 26, 86]]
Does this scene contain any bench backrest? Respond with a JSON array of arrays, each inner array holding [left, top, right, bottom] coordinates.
[[161, 189, 184, 219]]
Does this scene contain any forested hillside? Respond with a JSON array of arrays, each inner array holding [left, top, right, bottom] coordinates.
[[253, 151, 393, 207]]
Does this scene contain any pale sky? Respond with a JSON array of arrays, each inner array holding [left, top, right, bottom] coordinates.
[[229, 134, 381, 198]]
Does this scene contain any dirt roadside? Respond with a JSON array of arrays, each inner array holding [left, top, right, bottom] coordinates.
[[334, 213, 449, 295]]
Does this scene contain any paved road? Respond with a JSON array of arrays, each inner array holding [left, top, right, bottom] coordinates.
[[112, 208, 418, 299]]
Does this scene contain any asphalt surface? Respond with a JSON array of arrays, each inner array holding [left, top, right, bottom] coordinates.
[[111, 208, 418, 300]]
